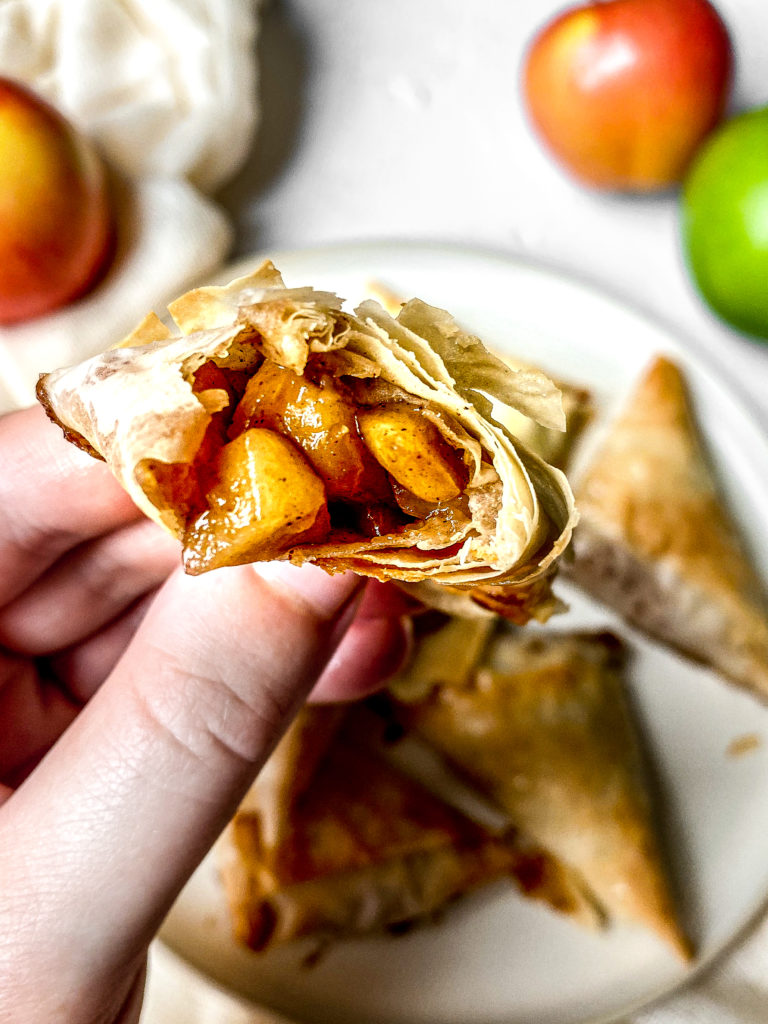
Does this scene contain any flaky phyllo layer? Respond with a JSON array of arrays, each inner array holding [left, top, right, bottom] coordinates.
[[37, 261, 577, 615]]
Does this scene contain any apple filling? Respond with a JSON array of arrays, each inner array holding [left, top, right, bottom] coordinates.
[[181, 356, 474, 573]]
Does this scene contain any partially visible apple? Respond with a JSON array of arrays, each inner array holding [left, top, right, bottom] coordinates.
[[523, 0, 733, 191], [0, 78, 114, 324], [682, 106, 768, 341]]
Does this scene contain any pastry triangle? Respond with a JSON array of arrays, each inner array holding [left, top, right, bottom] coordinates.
[[385, 611, 496, 702], [236, 704, 345, 856], [569, 356, 768, 699], [220, 708, 599, 951], [381, 629, 690, 958]]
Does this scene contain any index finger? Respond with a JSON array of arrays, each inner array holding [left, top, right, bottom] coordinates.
[[0, 563, 363, 1018], [0, 405, 143, 607]]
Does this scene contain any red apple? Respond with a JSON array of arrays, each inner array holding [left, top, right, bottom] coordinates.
[[523, 0, 733, 191], [0, 78, 114, 324]]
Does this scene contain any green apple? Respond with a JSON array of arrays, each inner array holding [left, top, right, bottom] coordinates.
[[682, 106, 768, 340]]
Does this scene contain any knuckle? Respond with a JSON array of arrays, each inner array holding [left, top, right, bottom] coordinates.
[[128, 643, 294, 777]]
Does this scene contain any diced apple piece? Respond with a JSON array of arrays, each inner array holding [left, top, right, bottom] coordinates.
[[357, 407, 468, 503], [183, 428, 328, 573], [231, 361, 391, 502]]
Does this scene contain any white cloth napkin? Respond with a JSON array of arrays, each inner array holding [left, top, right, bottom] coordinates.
[[0, 0, 260, 409]]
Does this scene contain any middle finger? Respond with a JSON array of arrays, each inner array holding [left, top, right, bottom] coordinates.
[[0, 519, 179, 655]]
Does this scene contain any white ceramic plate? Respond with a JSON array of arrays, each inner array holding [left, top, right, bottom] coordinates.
[[153, 242, 768, 1024]]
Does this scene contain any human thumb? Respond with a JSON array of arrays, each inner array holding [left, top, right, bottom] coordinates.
[[0, 561, 361, 1024]]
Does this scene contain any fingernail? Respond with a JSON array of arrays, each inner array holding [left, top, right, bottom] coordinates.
[[394, 614, 415, 675], [368, 615, 416, 685], [254, 561, 363, 622]]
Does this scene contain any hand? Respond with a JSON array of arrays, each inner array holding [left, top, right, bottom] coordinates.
[[0, 405, 412, 1024]]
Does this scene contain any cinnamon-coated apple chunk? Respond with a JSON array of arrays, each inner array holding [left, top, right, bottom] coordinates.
[[183, 428, 329, 574], [357, 406, 469, 504], [231, 361, 391, 502]]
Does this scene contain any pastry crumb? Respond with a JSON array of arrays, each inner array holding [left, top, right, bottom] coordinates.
[[726, 733, 762, 758]]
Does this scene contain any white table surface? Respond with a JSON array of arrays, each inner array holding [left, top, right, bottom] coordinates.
[[216, 0, 768, 424]]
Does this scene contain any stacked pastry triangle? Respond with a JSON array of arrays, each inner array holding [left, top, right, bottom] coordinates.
[[220, 703, 599, 952], [370, 621, 690, 958], [568, 356, 768, 700], [220, 618, 689, 958]]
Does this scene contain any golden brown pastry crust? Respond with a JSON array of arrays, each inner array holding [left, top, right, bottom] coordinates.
[[236, 705, 345, 857], [382, 629, 691, 959], [569, 356, 768, 700], [385, 613, 496, 703], [493, 363, 592, 472], [220, 711, 598, 951]]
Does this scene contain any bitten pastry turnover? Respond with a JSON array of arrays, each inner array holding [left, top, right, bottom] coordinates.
[[37, 261, 577, 620]]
